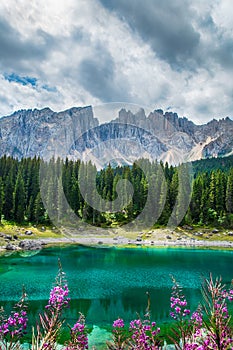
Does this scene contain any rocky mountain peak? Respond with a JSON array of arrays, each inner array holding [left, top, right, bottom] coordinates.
[[0, 105, 232, 166]]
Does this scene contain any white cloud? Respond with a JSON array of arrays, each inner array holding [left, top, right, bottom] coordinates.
[[0, 0, 232, 124]]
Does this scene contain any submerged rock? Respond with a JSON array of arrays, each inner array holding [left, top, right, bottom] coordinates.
[[88, 325, 111, 349], [19, 250, 41, 257]]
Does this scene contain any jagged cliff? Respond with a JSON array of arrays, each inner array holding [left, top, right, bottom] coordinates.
[[0, 106, 98, 160], [0, 106, 232, 167], [111, 108, 233, 165]]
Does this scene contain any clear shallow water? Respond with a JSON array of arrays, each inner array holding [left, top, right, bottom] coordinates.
[[0, 245, 232, 331]]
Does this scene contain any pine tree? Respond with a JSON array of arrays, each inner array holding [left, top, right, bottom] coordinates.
[[70, 177, 81, 216], [226, 169, 233, 213], [25, 157, 40, 222], [0, 177, 4, 223], [13, 172, 26, 223], [190, 174, 203, 223], [209, 171, 216, 210], [104, 164, 114, 211], [199, 173, 210, 225], [3, 172, 14, 220], [169, 164, 193, 227], [215, 170, 226, 215], [169, 170, 179, 210], [34, 192, 46, 223]]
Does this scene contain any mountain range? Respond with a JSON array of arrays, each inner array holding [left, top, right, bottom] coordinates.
[[0, 106, 232, 168]]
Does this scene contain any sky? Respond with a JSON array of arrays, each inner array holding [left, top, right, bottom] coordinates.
[[0, 0, 233, 124]]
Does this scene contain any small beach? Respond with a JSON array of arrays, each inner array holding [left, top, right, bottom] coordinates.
[[1, 226, 233, 253]]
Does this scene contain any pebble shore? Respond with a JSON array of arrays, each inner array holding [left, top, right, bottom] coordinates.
[[1, 228, 233, 252]]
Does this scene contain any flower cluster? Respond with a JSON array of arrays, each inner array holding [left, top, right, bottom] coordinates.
[[184, 328, 233, 350], [46, 284, 70, 310], [129, 318, 161, 349], [190, 308, 203, 328], [175, 275, 233, 350], [170, 279, 190, 320], [65, 314, 88, 350], [71, 321, 88, 349], [30, 264, 71, 350], [0, 310, 27, 338], [206, 278, 233, 347], [106, 318, 128, 349], [112, 318, 124, 329], [0, 291, 28, 348], [222, 288, 233, 302], [108, 316, 161, 349]]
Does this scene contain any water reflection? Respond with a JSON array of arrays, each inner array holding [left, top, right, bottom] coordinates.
[[0, 245, 232, 332]]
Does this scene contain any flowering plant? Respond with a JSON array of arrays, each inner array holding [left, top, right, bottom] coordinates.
[[107, 292, 162, 349], [65, 313, 88, 350], [169, 274, 233, 350], [0, 290, 27, 350], [106, 318, 129, 349], [31, 260, 69, 350]]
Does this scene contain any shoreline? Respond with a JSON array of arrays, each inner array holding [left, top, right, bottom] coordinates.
[[1, 235, 233, 254], [39, 236, 233, 250], [1, 226, 233, 253]]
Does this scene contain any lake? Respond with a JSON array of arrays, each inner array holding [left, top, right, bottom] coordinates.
[[0, 245, 232, 345]]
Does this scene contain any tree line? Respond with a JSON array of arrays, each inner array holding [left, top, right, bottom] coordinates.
[[0, 155, 232, 227]]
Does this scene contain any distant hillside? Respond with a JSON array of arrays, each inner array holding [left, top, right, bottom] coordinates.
[[192, 155, 233, 175]]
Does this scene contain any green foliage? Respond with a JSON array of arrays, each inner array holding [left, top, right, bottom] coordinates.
[[13, 172, 26, 223], [0, 155, 232, 227], [192, 155, 233, 175], [0, 177, 4, 223]]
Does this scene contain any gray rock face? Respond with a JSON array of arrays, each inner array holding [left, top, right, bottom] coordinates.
[[0, 106, 232, 166], [112, 108, 233, 164], [70, 122, 168, 167], [0, 106, 98, 160], [202, 123, 233, 157]]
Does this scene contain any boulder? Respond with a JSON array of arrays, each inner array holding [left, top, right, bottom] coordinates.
[[19, 240, 42, 250], [4, 235, 13, 240], [212, 228, 219, 233], [182, 225, 193, 230], [6, 243, 17, 250]]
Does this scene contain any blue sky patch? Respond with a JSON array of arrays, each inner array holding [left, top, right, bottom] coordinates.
[[4, 73, 37, 87], [41, 84, 57, 92]]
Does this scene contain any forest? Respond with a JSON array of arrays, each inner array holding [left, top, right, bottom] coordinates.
[[0, 155, 232, 228]]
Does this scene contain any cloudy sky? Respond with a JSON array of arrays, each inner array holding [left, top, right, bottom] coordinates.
[[0, 0, 233, 124]]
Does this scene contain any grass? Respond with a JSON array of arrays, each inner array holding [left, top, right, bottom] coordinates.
[[174, 226, 233, 242], [0, 220, 64, 246]]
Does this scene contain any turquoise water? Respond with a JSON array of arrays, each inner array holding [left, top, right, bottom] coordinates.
[[0, 245, 232, 339]]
